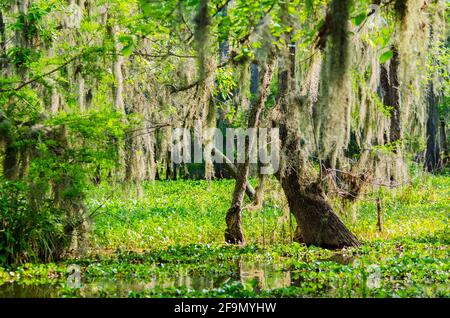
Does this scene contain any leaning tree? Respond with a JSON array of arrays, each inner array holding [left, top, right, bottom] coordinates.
[[222, 0, 446, 248]]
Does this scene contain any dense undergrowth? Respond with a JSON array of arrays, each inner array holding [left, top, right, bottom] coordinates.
[[0, 172, 448, 298]]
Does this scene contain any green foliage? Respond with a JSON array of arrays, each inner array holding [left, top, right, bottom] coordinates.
[[0, 109, 127, 264], [7, 47, 41, 69], [10, 0, 56, 44], [215, 67, 237, 100], [0, 173, 448, 297], [352, 13, 366, 27], [1, 237, 448, 297], [372, 139, 403, 154], [90, 179, 273, 250], [0, 178, 66, 265], [379, 49, 394, 64]]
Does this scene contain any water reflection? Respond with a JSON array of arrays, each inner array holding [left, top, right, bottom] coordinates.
[[238, 258, 291, 292], [0, 283, 59, 298], [322, 253, 356, 265], [0, 254, 353, 297]]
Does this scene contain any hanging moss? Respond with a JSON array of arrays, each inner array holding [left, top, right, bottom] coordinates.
[[326, 0, 351, 81], [194, 0, 210, 79], [397, 0, 431, 153], [237, 61, 251, 114], [312, 0, 353, 168]]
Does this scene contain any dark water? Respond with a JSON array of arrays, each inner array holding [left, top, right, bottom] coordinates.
[[0, 255, 355, 298], [0, 283, 60, 298]]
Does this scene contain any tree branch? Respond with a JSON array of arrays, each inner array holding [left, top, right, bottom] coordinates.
[[212, 146, 256, 200], [0, 54, 81, 93], [211, 0, 232, 18]]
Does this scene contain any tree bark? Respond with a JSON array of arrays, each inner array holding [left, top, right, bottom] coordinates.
[[250, 63, 259, 95], [0, 10, 6, 72], [3, 137, 18, 180], [251, 171, 266, 210], [380, 47, 402, 144], [279, 171, 360, 248], [212, 146, 255, 199], [425, 82, 442, 171]]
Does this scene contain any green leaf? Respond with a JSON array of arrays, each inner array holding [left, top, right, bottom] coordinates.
[[380, 50, 394, 64], [352, 13, 366, 26], [251, 41, 262, 49], [121, 44, 134, 57], [118, 35, 132, 43], [139, 0, 152, 16]]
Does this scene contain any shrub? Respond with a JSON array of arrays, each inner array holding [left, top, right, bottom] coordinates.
[[0, 178, 66, 265]]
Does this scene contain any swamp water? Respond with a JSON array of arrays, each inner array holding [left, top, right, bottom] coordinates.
[[0, 255, 357, 298]]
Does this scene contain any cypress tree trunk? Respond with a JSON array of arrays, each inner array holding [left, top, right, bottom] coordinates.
[[124, 59, 156, 185], [106, 12, 127, 181], [250, 170, 266, 210], [276, 81, 360, 248], [250, 63, 259, 95], [212, 146, 256, 199], [214, 4, 230, 179], [0, 10, 6, 72], [424, 24, 443, 172], [2, 1, 31, 181], [380, 47, 402, 145], [380, 46, 407, 183], [425, 82, 442, 171], [225, 49, 276, 245], [279, 170, 361, 248], [276, 2, 360, 248], [3, 137, 18, 180]]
